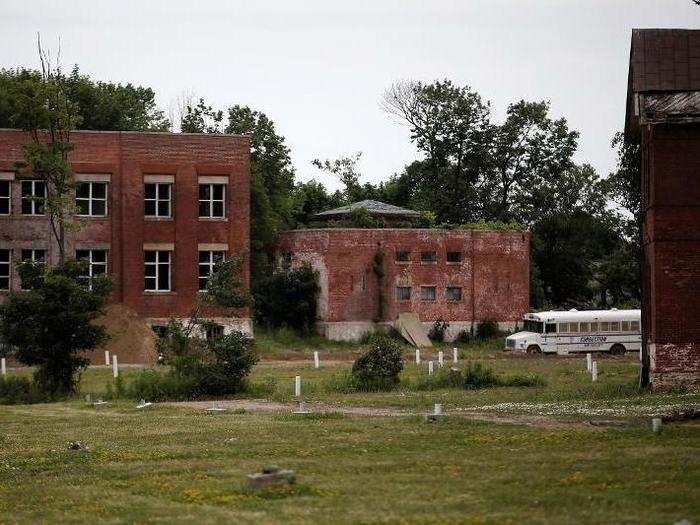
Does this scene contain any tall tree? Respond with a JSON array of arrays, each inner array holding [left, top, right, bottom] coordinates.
[[180, 98, 223, 133]]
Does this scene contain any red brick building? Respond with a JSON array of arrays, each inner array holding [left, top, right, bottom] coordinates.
[[625, 29, 700, 388], [277, 205, 530, 341], [0, 129, 251, 361]]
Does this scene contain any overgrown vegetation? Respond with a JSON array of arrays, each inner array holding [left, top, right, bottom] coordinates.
[[428, 319, 450, 342], [414, 362, 545, 391], [351, 333, 404, 391]]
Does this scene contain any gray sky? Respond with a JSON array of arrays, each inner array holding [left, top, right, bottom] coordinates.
[[1, 0, 698, 191]]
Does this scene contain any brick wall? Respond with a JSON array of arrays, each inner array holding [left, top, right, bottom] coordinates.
[[276, 228, 530, 339], [0, 129, 250, 362], [642, 123, 700, 388]]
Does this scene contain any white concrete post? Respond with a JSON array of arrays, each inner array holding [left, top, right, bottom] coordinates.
[[1, 357, 5, 376], [438, 351, 444, 367], [591, 361, 598, 382], [434, 403, 443, 415], [415, 349, 421, 364], [105, 350, 110, 366], [453, 347, 458, 363], [428, 361, 434, 375], [112, 354, 119, 378], [652, 417, 662, 433], [586, 353, 592, 372], [313, 351, 320, 369], [294, 375, 301, 397]]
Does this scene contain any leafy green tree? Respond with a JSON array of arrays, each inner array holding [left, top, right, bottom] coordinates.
[[0, 260, 113, 396], [180, 97, 223, 133], [290, 179, 344, 227]]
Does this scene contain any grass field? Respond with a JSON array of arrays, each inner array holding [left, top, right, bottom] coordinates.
[[1, 336, 698, 523]]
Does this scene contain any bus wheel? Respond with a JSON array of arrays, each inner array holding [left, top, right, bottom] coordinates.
[[526, 345, 541, 354], [610, 343, 626, 355]]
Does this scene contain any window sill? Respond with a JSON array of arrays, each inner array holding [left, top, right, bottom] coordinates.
[[420, 261, 437, 265], [77, 215, 109, 220], [144, 216, 174, 221], [198, 217, 228, 222], [142, 291, 177, 296], [394, 261, 411, 265], [446, 262, 462, 265]]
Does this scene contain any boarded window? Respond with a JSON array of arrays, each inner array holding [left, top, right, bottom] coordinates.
[[395, 286, 411, 301]]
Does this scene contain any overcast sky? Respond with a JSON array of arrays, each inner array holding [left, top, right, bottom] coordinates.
[[1, 1, 698, 190]]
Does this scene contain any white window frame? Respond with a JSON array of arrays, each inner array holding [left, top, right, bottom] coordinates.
[[21, 180, 45, 215], [395, 286, 411, 301], [198, 183, 227, 219], [20, 249, 46, 290], [144, 183, 172, 218], [0, 180, 10, 215], [76, 181, 108, 217], [76, 249, 108, 285], [0, 249, 10, 290], [144, 250, 171, 292], [198, 250, 226, 291], [420, 285, 437, 301]]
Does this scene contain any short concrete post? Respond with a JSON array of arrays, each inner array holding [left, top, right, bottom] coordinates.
[[294, 375, 301, 397], [105, 350, 110, 366], [652, 417, 662, 434], [313, 351, 320, 369], [434, 403, 443, 416], [591, 361, 598, 382], [438, 351, 444, 367], [428, 361, 434, 375], [415, 349, 421, 364], [586, 353, 592, 372], [112, 354, 119, 378], [453, 347, 458, 363], [1, 357, 5, 376]]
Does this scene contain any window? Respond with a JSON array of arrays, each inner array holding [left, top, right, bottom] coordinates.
[[76, 182, 107, 216], [205, 323, 224, 340], [151, 325, 169, 339], [361, 273, 367, 292], [600, 322, 610, 332], [280, 251, 292, 270], [144, 250, 171, 292], [0, 181, 10, 215], [420, 251, 437, 264], [589, 322, 598, 332], [395, 251, 410, 263], [569, 322, 579, 333], [76, 249, 107, 285], [630, 321, 640, 332], [198, 250, 225, 291], [446, 251, 461, 263], [199, 183, 226, 218], [395, 286, 411, 301], [21, 180, 45, 215], [524, 320, 543, 333], [580, 322, 590, 333], [20, 249, 45, 289], [0, 249, 9, 290], [420, 286, 436, 301], [609, 322, 620, 332], [446, 286, 462, 301], [144, 183, 172, 218], [545, 323, 557, 334], [558, 323, 568, 333], [621, 321, 630, 332]]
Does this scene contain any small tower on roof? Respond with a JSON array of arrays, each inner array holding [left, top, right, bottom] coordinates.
[[313, 200, 422, 226]]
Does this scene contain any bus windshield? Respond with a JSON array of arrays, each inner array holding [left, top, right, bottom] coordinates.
[[524, 320, 543, 333]]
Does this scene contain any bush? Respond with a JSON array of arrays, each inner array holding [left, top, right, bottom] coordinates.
[[0, 375, 45, 404], [254, 263, 320, 335], [454, 329, 472, 344], [428, 319, 450, 342], [461, 362, 499, 389], [414, 362, 545, 391], [476, 318, 499, 340], [351, 333, 404, 391]]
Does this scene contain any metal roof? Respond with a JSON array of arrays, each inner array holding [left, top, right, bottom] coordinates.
[[314, 200, 421, 219], [524, 309, 641, 322]]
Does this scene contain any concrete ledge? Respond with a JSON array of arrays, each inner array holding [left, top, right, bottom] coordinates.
[[316, 320, 520, 342]]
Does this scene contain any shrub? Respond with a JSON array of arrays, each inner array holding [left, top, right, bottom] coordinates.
[[454, 329, 472, 344], [351, 333, 403, 390], [0, 376, 45, 404], [254, 263, 320, 335], [476, 318, 499, 340], [461, 362, 499, 389], [413, 362, 545, 391], [428, 319, 450, 342]]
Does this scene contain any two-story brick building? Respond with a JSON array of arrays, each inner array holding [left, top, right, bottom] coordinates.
[[276, 201, 530, 341], [0, 129, 251, 362]]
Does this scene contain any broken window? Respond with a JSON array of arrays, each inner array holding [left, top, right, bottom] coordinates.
[[144, 250, 171, 292], [420, 251, 437, 263], [198, 250, 225, 291], [0, 249, 9, 290], [144, 183, 172, 218], [420, 286, 436, 301], [446, 251, 461, 263], [199, 183, 226, 218], [76, 182, 108, 216], [446, 286, 462, 301], [0, 180, 10, 215], [395, 286, 411, 301], [395, 251, 410, 262], [21, 180, 45, 215]]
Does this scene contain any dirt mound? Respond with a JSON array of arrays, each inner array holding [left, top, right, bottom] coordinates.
[[90, 304, 158, 364]]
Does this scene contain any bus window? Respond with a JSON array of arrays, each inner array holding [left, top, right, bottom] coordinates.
[[621, 321, 630, 331], [580, 322, 590, 333], [524, 320, 543, 333], [546, 323, 556, 334], [631, 321, 640, 331], [590, 322, 598, 332], [570, 322, 579, 333], [600, 322, 610, 331], [610, 322, 620, 332], [558, 323, 568, 333]]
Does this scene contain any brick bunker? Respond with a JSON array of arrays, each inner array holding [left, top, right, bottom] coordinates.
[[276, 221, 530, 342], [0, 129, 251, 363]]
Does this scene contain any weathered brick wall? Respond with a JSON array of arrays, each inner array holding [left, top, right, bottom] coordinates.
[[0, 129, 250, 362], [276, 228, 530, 336], [643, 123, 700, 388]]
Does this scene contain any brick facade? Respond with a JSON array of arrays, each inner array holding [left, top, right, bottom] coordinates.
[[0, 129, 250, 362], [276, 228, 530, 341]]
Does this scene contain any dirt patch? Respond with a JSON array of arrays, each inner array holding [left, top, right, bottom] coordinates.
[[88, 304, 157, 365]]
